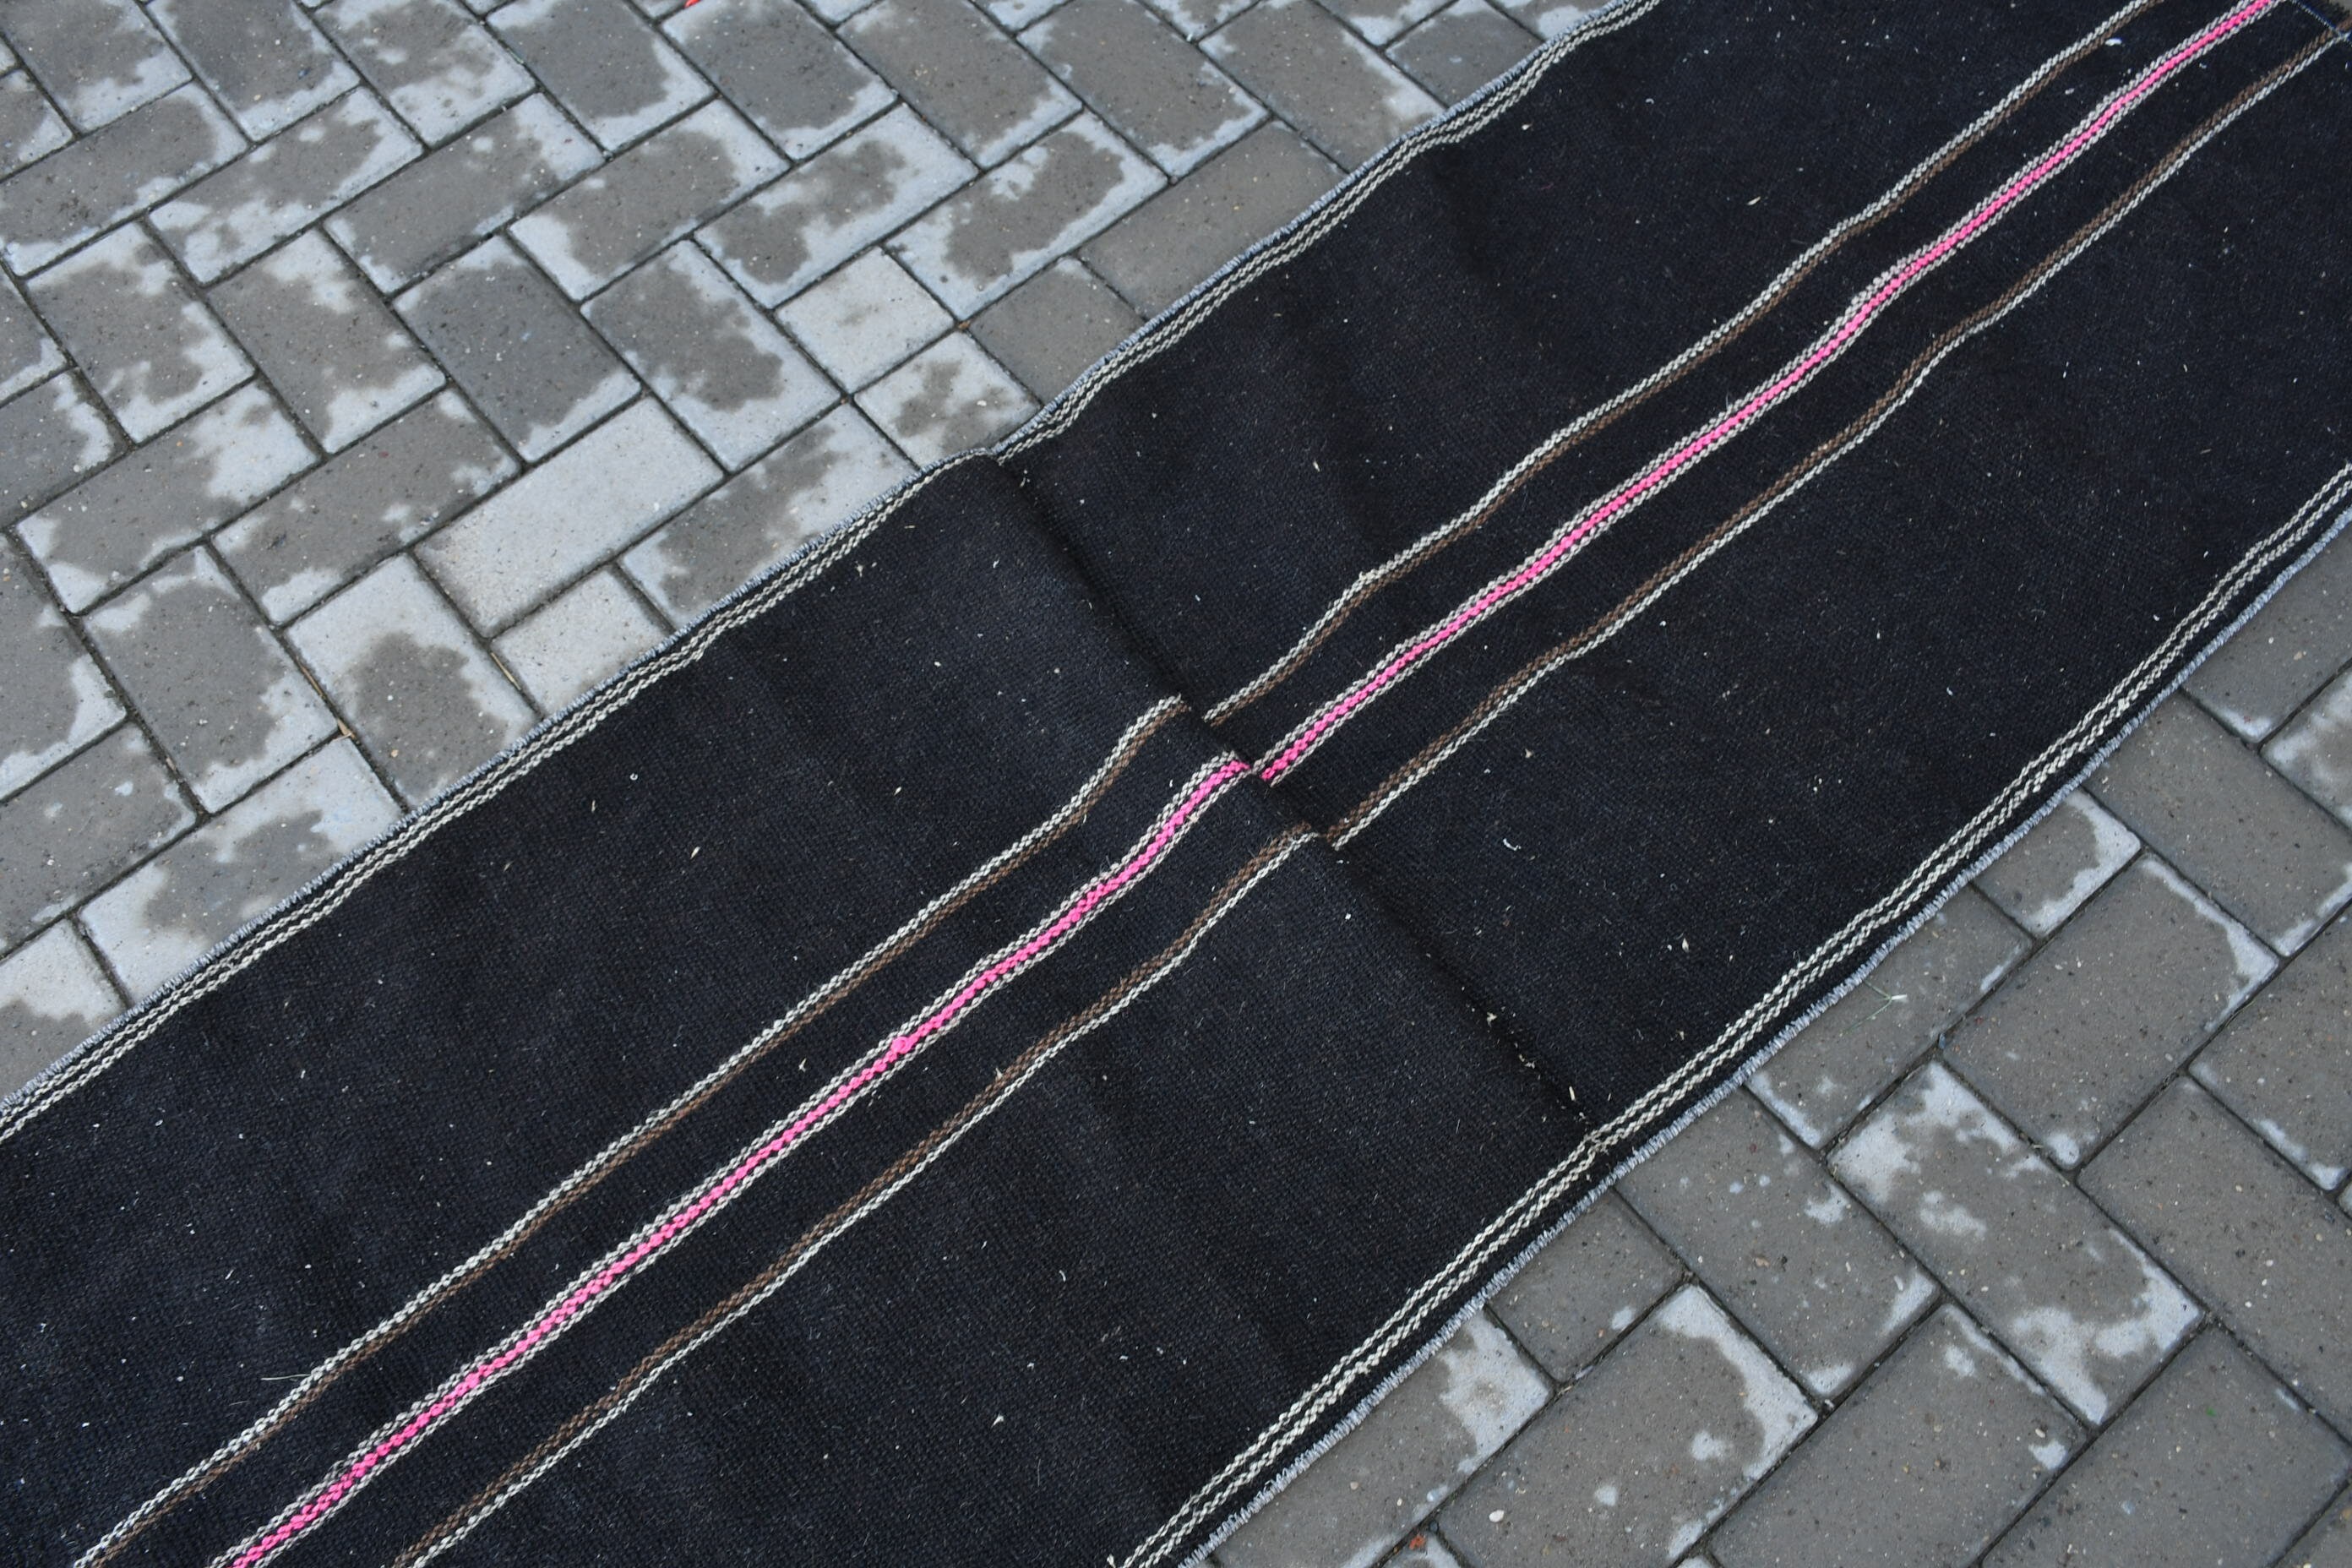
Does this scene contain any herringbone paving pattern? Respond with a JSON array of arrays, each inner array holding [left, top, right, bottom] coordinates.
[[2, 0, 2349, 1561]]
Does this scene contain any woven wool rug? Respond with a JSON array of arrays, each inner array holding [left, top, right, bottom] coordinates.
[[8, 1, 2352, 1562]]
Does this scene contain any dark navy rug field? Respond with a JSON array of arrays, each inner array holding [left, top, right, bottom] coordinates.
[[7, 1, 2350, 1562]]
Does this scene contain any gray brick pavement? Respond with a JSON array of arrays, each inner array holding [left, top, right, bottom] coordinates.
[[2, 3, 2347, 1561]]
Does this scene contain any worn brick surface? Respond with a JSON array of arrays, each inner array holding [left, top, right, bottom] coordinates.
[[1488, 1190, 1683, 1381], [395, 234, 635, 459], [0, 68, 74, 172], [493, 567, 664, 708], [0, 727, 190, 945], [1985, 1328, 2347, 1568], [662, 0, 890, 159], [149, 0, 355, 139], [318, 0, 533, 143], [288, 552, 533, 800], [18, 383, 313, 610], [0, 272, 62, 401], [151, 88, 422, 281], [1320, 0, 1443, 48], [418, 397, 716, 628], [2188, 533, 2352, 742], [509, 98, 782, 298], [1833, 1063, 2200, 1425], [841, 0, 1075, 166], [2094, 696, 2352, 953], [1711, 1308, 2080, 1568], [856, 332, 1035, 464], [1140, 0, 1250, 44], [2192, 912, 2352, 1190], [1443, 1285, 1814, 1568], [969, 255, 1137, 398], [82, 738, 400, 992], [1946, 856, 2273, 1168], [215, 390, 513, 621], [1022, 0, 1262, 177], [2271, 671, 2352, 828], [1083, 121, 1336, 312], [1387, 0, 1537, 103], [82, 547, 336, 809], [585, 242, 832, 468], [0, 538, 122, 798], [777, 248, 952, 389], [1201, 0, 1438, 167], [2086, 1079, 2352, 1429], [0, 922, 121, 1094], [0, 0, 188, 131], [620, 401, 907, 621], [212, 229, 444, 449], [1620, 1092, 1934, 1397], [0, 373, 120, 520], [488, 0, 709, 150], [0, 84, 243, 275], [699, 104, 972, 306], [1975, 792, 2142, 940], [1747, 887, 2028, 1149], [27, 223, 252, 442], [891, 112, 1160, 313], [2289, 1489, 2352, 1568], [1219, 1314, 1548, 1568], [325, 94, 599, 291]]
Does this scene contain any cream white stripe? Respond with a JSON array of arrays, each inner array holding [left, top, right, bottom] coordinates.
[[1200, 0, 2157, 727], [77, 694, 1184, 1568], [399, 831, 1319, 1568]]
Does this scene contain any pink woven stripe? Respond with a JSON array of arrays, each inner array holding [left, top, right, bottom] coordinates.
[[1254, 0, 2277, 787]]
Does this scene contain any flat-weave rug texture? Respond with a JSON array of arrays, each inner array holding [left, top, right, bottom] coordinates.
[[8, 2, 2351, 1563]]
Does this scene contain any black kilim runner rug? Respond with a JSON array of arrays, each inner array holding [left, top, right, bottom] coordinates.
[[7, 1, 2351, 1562]]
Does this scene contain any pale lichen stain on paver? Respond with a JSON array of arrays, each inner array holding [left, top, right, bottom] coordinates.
[[722, 135, 915, 287], [1429, 1314, 1548, 1478], [1999, 1243, 2199, 1424], [1646, 1286, 1816, 1554]]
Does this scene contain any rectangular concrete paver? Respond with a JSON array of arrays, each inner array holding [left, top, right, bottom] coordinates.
[[0, 540, 122, 798], [325, 95, 600, 291], [0, 373, 121, 521], [1218, 1313, 1548, 1568], [317, 0, 534, 144], [80, 547, 337, 809], [1832, 1062, 2200, 1425], [18, 382, 313, 610], [287, 552, 534, 800], [699, 104, 972, 307], [1386, 1, 1538, 104], [0, 727, 191, 945], [620, 401, 908, 622], [1022, 0, 1263, 177], [2094, 696, 2352, 953], [890, 112, 1161, 314], [1083, 121, 1337, 313], [2084, 1079, 2352, 1431], [856, 332, 1035, 464], [1975, 793, 2142, 940], [150, 88, 422, 282], [148, 0, 356, 139], [1985, 1327, 2348, 1568], [487, 0, 710, 151], [1201, 0, 1437, 168], [0, 0, 188, 131], [2187, 533, 2352, 742], [0, 273, 63, 400], [493, 567, 665, 709], [1488, 1190, 1682, 1381], [585, 242, 833, 469], [0, 922, 122, 1095], [81, 737, 400, 993], [417, 396, 716, 628], [0, 68, 74, 173], [662, 0, 890, 160], [1945, 856, 2273, 1168], [27, 223, 252, 441], [210, 229, 444, 451], [509, 98, 782, 299], [0, 84, 244, 275], [1443, 1285, 1815, 1568], [1747, 886, 2028, 1149], [2270, 671, 2352, 829], [970, 255, 1139, 399], [840, 0, 1076, 167], [1711, 1307, 2080, 1568], [777, 248, 953, 389], [395, 233, 636, 459], [1620, 1091, 1935, 1397], [214, 389, 514, 622], [2191, 912, 2352, 1190]]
